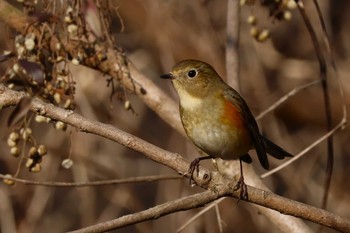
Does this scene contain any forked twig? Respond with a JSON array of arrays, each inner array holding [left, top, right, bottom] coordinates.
[[256, 80, 320, 120], [176, 198, 226, 233], [261, 117, 346, 179]]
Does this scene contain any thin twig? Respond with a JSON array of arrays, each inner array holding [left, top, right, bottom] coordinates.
[[296, 0, 334, 212], [311, 0, 348, 216], [256, 80, 320, 120], [0, 174, 182, 187], [215, 201, 224, 233], [177, 198, 226, 233], [261, 117, 346, 178]]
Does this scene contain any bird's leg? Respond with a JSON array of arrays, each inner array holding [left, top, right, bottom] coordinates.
[[234, 158, 248, 200], [188, 156, 212, 185]]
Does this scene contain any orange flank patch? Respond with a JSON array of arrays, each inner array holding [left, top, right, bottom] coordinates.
[[221, 101, 246, 130], [221, 100, 251, 148]]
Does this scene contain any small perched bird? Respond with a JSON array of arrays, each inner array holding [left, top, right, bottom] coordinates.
[[161, 59, 292, 198]]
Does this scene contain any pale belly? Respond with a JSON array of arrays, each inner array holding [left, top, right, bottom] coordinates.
[[181, 111, 252, 160]]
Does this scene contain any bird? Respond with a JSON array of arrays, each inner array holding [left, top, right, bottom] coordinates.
[[161, 59, 293, 199]]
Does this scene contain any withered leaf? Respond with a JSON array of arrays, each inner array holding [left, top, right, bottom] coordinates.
[[28, 12, 59, 24], [0, 52, 15, 63], [7, 96, 32, 127], [18, 59, 46, 85]]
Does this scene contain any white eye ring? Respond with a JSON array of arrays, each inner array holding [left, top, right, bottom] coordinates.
[[187, 69, 197, 78]]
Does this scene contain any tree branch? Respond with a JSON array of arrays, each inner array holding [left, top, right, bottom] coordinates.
[[226, 0, 240, 90]]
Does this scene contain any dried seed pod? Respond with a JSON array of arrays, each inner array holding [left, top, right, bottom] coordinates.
[[67, 24, 78, 36], [56, 43, 62, 50], [63, 99, 72, 109], [71, 58, 80, 65], [29, 146, 37, 157], [9, 132, 20, 142], [25, 38, 36, 51], [56, 56, 64, 62], [25, 158, 34, 168], [257, 29, 270, 42], [30, 163, 41, 173], [55, 121, 67, 131], [38, 145, 47, 156], [54, 92, 61, 104], [7, 138, 16, 147], [17, 46, 25, 56], [61, 158, 73, 169], [124, 100, 131, 111], [35, 115, 47, 123], [284, 11, 292, 21], [247, 15, 257, 25], [57, 78, 67, 89], [64, 15, 72, 23], [240, 0, 247, 6], [286, 0, 297, 9], [66, 6, 73, 14], [22, 128, 32, 141], [45, 117, 52, 123], [10, 146, 21, 157], [12, 63, 20, 73], [250, 27, 259, 38], [3, 174, 15, 186]]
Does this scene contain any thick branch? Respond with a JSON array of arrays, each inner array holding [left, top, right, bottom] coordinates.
[[226, 0, 240, 90]]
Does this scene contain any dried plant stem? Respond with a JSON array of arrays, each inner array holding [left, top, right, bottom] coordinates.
[[0, 174, 182, 187]]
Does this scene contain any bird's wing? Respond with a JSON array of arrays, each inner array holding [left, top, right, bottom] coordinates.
[[223, 88, 269, 169]]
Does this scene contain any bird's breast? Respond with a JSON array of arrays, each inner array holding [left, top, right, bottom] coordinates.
[[180, 96, 251, 159]]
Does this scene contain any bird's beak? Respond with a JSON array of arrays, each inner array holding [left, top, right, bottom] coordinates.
[[160, 73, 175, 80]]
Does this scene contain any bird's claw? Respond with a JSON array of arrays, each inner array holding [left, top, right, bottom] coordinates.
[[234, 176, 248, 200], [188, 158, 201, 185]]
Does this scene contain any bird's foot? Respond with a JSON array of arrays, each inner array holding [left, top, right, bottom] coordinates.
[[234, 175, 248, 200], [188, 158, 201, 185]]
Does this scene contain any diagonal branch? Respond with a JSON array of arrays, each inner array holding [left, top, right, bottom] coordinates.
[[68, 190, 224, 233]]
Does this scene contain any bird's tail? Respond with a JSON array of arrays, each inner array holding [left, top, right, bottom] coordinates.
[[262, 137, 293, 159]]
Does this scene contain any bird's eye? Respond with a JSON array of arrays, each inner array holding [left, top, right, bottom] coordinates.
[[187, 69, 197, 78]]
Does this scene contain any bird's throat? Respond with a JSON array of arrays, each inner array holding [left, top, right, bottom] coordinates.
[[177, 89, 202, 110]]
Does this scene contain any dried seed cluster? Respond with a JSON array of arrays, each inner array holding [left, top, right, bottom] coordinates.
[[1, 1, 144, 179], [25, 145, 47, 173], [6, 126, 47, 175], [241, 0, 297, 42]]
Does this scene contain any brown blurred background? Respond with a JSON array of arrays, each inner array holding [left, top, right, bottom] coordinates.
[[0, 1, 349, 232]]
